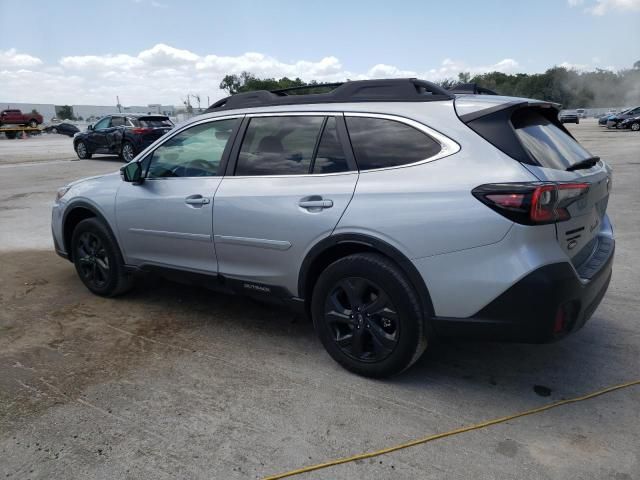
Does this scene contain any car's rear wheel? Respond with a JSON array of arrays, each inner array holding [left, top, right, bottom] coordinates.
[[631, 122, 640, 132], [312, 253, 427, 378], [51, 127, 58, 134], [75, 141, 92, 159], [71, 218, 133, 297], [121, 141, 135, 162], [28, 119, 38, 128]]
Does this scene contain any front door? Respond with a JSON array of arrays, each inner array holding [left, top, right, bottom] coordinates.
[[87, 116, 112, 153], [116, 117, 242, 273], [213, 114, 358, 294]]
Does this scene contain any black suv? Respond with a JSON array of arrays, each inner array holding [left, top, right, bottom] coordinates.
[[74, 114, 174, 161]]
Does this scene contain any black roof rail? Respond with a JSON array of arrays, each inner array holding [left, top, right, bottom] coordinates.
[[206, 78, 454, 112], [448, 83, 498, 95]]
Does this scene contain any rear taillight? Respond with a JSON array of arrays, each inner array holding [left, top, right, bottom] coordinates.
[[132, 127, 152, 134], [472, 182, 589, 225]]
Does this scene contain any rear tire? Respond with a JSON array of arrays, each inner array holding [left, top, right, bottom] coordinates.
[[121, 141, 135, 162], [311, 253, 427, 378], [631, 122, 640, 132], [51, 127, 58, 134], [28, 119, 38, 128], [71, 218, 133, 297], [75, 141, 92, 159]]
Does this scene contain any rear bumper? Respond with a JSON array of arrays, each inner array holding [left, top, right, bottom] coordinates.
[[433, 238, 614, 342]]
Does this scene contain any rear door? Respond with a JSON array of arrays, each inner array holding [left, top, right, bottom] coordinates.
[[511, 109, 612, 264], [213, 113, 358, 294]]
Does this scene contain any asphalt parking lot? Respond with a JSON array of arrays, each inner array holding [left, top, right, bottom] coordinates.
[[1, 121, 639, 479]]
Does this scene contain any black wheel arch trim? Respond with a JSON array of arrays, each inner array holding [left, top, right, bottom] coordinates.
[[298, 233, 435, 324], [61, 200, 121, 262]]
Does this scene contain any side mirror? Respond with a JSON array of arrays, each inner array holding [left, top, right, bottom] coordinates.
[[87, 124, 94, 131], [120, 162, 143, 184]]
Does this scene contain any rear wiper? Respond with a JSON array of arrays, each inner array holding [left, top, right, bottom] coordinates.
[[566, 156, 600, 171]]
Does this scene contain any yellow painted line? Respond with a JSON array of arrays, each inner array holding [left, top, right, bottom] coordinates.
[[263, 379, 640, 480]]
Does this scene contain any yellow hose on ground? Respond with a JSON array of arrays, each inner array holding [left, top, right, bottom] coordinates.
[[263, 379, 640, 480]]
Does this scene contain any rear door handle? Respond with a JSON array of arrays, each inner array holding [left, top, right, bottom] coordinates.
[[185, 195, 210, 206], [299, 199, 333, 209]]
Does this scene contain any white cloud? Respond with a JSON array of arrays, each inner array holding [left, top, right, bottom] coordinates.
[[0, 48, 43, 68], [1, 44, 525, 106], [569, 0, 640, 15]]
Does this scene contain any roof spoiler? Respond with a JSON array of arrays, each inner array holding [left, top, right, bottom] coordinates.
[[448, 83, 498, 95]]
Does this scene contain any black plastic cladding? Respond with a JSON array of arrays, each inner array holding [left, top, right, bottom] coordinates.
[[206, 78, 454, 112]]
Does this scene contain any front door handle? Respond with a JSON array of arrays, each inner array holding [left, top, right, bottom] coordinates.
[[185, 195, 210, 206], [299, 198, 333, 209]]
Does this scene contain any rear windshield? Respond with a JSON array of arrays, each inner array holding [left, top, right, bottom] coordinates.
[[512, 110, 593, 169], [131, 117, 173, 128]]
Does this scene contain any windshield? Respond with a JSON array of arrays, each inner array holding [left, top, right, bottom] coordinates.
[[512, 110, 594, 170], [131, 117, 173, 128]]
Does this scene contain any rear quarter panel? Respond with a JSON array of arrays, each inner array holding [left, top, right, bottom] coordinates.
[[334, 102, 539, 260]]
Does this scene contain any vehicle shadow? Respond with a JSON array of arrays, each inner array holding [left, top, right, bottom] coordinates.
[[127, 274, 630, 401]]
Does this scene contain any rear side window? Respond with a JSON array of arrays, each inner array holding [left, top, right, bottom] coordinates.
[[345, 117, 441, 170], [132, 117, 173, 128], [512, 110, 593, 170], [236, 116, 323, 176], [312, 117, 349, 174]]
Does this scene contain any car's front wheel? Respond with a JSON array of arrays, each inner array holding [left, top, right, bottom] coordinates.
[[75, 141, 92, 159], [28, 119, 38, 128], [71, 218, 133, 297], [312, 253, 427, 378]]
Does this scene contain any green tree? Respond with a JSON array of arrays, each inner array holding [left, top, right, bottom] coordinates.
[[56, 105, 74, 120], [219, 72, 310, 95]]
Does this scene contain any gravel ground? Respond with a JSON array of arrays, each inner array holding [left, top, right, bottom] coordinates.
[[0, 120, 638, 480]]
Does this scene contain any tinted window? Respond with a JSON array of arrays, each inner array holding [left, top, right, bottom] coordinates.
[[110, 116, 125, 127], [512, 110, 593, 170], [312, 117, 349, 174], [236, 116, 324, 176], [93, 117, 110, 130], [147, 118, 239, 178], [132, 116, 173, 128], [346, 117, 441, 170]]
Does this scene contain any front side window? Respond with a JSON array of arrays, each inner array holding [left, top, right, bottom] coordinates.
[[147, 118, 239, 178], [236, 116, 325, 176], [93, 117, 110, 130], [345, 116, 441, 170]]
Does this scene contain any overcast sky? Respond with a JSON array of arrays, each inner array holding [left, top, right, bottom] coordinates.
[[1, 0, 639, 107]]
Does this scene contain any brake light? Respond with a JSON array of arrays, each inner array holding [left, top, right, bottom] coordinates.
[[472, 182, 589, 225], [132, 127, 152, 134]]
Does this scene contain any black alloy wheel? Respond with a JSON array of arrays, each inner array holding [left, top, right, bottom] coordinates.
[[75, 231, 110, 290], [312, 252, 427, 378], [325, 277, 399, 363]]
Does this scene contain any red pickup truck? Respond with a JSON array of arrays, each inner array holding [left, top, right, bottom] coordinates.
[[0, 109, 44, 128]]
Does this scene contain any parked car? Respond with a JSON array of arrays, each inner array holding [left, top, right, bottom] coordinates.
[[0, 109, 44, 128], [559, 110, 579, 124], [618, 115, 640, 131], [576, 108, 586, 118], [73, 114, 174, 161], [43, 123, 80, 137], [606, 106, 640, 129], [52, 79, 614, 378]]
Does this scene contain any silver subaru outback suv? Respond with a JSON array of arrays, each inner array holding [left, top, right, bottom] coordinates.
[[52, 79, 614, 377]]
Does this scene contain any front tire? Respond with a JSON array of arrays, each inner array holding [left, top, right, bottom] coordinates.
[[75, 141, 92, 159], [28, 119, 38, 128], [71, 218, 133, 297], [51, 127, 58, 134], [312, 253, 427, 378]]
